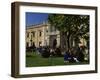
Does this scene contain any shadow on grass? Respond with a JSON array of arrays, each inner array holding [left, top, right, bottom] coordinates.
[[26, 52, 89, 67]]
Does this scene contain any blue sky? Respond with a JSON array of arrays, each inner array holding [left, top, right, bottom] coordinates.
[[26, 12, 49, 27]]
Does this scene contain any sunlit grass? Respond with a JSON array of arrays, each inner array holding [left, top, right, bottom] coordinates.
[[26, 51, 89, 67]]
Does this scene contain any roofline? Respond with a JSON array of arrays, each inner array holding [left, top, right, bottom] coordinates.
[[26, 23, 49, 29]]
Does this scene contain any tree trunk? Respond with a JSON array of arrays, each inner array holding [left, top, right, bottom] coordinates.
[[60, 32, 65, 51], [67, 36, 70, 49], [70, 36, 72, 48]]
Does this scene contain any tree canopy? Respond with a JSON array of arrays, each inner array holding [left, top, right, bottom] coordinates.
[[48, 14, 89, 49]]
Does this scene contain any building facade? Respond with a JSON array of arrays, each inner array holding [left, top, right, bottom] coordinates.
[[26, 22, 88, 49], [26, 22, 60, 48]]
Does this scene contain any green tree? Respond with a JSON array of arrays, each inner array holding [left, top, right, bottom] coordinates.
[[48, 14, 89, 50]]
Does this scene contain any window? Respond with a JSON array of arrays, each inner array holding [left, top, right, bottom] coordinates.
[[39, 31, 42, 37], [31, 31, 35, 37], [39, 41, 42, 47], [50, 26, 56, 32], [46, 30, 48, 33], [32, 42, 35, 48], [31, 35, 33, 40]]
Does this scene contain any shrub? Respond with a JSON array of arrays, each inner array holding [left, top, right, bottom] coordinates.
[[55, 48, 63, 57], [41, 47, 50, 58]]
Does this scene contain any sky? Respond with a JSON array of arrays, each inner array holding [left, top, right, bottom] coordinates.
[[26, 12, 49, 27]]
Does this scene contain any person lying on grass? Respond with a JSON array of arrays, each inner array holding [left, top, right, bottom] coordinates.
[[64, 48, 79, 64]]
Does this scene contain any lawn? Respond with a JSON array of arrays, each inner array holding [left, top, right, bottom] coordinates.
[[26, 51, 89, 67]]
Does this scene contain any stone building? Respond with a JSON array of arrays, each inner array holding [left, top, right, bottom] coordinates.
[[26, 22, 88, 49], [26, 22, 60, 48]]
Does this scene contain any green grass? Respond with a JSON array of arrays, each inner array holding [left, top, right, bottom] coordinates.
[[26, 51, 89, 67]]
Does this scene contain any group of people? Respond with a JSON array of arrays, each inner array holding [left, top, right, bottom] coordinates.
[[37, 45, 85, 64], [26, 42, 86, 63], [64, 46, 85, 63], [37, 46, 62, 58]]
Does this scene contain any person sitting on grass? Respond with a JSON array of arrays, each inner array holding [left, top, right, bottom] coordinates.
[[64, 49, 72, 63], [64, 48, 79, 64], [70, 48, 79, 63], [50, 48, 55, 56], [76, 46, 85, 62]]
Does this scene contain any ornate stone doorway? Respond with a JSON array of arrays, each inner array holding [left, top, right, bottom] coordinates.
[[49, 35, 57, 48]]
